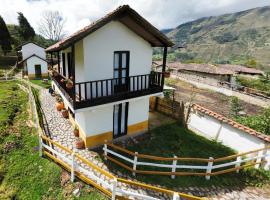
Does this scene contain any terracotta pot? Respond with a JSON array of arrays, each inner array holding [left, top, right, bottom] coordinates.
[[56, 102, 64, 111], [164, 72, 170, 78], [66, 82, 73, 89], [62, 109, 69, 118], [52, 71, 58, 77], [74, 129, 79, 137], [75, 139, 85, 149]]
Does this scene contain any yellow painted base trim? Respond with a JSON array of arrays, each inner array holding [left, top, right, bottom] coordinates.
[[127, 120, 148, 136], [69, 119, 148, 149], [85, 132, 113, 148], [28, 73, 48, 79]]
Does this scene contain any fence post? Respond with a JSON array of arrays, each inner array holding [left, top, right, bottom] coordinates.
[[104, 140, 108, 160], [133, 152, 138, 176], [235, 156, 242, 173], [172, 192, 180, 200], [171, 155, 177, 179], [255, 150, 263, 169], [71, 152, 75, 182], [39, 133, 43, 157], [112, 178, 117, 200], [263, 149, 270, 170], [206, 157, 214, 180]]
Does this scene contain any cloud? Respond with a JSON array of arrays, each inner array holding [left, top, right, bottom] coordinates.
[[0, 0, 269, 38]]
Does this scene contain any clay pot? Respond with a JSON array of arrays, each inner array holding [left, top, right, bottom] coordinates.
[[74, 129, 79, 137], [66, 82, 73, 89], [52, 71, 58, 77], [164, 72, 170, 78], [75, 138, 85, 149], [56, 102, 64, 111], [62, 109, 69, 118]]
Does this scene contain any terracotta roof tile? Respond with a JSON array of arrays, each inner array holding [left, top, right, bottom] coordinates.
[[192, 104, 270, 143]]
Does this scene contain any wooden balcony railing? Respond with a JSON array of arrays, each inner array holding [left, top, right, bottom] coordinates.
[[52, 71, 164, 109]]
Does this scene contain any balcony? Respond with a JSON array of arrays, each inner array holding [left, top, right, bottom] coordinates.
[[52, 71, 164, 109]]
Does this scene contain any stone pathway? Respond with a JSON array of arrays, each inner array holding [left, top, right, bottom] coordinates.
[[39, 88, 270, 200]]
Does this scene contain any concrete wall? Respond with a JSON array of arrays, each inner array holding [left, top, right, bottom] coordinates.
[[188, 110, 269, 169], [22, 43, 46, 59]]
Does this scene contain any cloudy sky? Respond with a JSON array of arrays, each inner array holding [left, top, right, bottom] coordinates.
[[1, 0, 269, 37]]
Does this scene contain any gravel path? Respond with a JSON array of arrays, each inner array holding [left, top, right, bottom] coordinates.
[[39, 88, 270, 200]]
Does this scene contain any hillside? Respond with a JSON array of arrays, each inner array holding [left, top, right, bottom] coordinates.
[[166, 6, 270, 70]]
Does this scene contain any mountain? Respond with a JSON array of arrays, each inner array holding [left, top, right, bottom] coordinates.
[[166, 6, 270, 70]]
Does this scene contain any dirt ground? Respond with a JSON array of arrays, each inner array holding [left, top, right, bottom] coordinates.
[[167, 78, 263, 117]]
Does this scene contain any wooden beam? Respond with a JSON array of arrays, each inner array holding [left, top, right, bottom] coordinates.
[[161, 46, 167, 88]]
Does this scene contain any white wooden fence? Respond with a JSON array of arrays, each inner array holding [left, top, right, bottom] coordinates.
[[103, 143, 270, 180], [39, 135, 201, 200]]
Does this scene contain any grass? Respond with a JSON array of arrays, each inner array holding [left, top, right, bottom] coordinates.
[[104, 123, 270, 188], [30, 79, 52, 89], [0, 81, 107, 199]]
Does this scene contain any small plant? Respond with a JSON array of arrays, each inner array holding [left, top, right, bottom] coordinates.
[[74, 125, 79, 137], [229, 96, 243, 118]]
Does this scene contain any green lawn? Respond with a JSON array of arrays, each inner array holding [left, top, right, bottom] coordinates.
[[104, 123, 270, 188], [0, 81, 107, 199], [30, 79, 52, 89]]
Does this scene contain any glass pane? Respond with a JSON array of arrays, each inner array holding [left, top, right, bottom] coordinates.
[[121, 104, 126, 133], [114, 53, 119, 69], [114, 70, 119, 78], [122, 70, 126, 78], [122, 53, 126, 68], [114, 105, 119, 135]]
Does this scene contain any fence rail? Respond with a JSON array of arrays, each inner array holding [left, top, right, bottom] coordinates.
[[39, 135, 202, 200], [103, 142, 270, 179]]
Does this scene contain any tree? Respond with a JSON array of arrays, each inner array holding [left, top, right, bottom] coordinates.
[[38, 11, 66, 41], [0, 15, 12, 55], [17, 12, 35, 41]]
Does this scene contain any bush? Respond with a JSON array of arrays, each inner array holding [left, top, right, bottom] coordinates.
[[236, 76, 270, 95], [229, 96, 243, 118], [213, 32, 238, 44]]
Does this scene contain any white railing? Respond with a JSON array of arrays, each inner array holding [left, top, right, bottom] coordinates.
[[39, 135, 201, 200], [104, 143, 270, 180]]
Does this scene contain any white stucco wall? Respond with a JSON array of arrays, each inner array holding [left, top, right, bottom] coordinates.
[[21, 43, 46, 59], [188, 111, 268, 152], [75, 97, 149, 137], [26, 56, 47, 75], [79, 21, 152, 82]]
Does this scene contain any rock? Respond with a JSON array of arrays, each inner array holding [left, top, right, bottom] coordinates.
[[72, 188, 80, 197]]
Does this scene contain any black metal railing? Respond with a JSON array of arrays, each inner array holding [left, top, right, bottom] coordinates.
[[52, 71, 163, 109]]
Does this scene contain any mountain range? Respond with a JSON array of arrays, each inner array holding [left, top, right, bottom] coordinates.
[[164, 6, 270, 70]]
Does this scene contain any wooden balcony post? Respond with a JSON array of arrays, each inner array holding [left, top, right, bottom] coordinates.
[[57, 52, 60, 73], [71, 45, 76, 109], [161, 46, 167, 88]]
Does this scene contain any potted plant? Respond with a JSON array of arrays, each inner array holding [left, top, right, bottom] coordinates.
[[61, 108, 69, 118], [56, 97, 64, 111], [52, 70, 59, 77], [164, 67, 173, 78], [61, 77, 73, 89], [75, 138, 85, 149], [74, 125, 79, 137]]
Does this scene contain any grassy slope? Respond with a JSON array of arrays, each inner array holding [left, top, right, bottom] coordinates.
[[105, 123, 270, 188], [0, 81, 107, 199], [166, 6, 270, 69], [30, 79, 52, 89]]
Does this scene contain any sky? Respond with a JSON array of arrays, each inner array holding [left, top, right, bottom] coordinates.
[[1, 0, 270, 37]]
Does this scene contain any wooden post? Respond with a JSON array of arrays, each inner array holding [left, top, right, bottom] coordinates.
[[104, 140, 108, 160], [111, 178, 117, 200], [255, 151, 263, 169], [133, 152, 138, 176], [71, 45, 76, 109], [173, 192, 180, 200], [161, 46, 167, 89], [235, 156, 242, 173], [57, 52, 60, 73], [171, 155, 177, 179], [39, 133, 43, 157], [71, 152, 75, 182], [206, 157, 214, 180], [50, 52, 53, 68]]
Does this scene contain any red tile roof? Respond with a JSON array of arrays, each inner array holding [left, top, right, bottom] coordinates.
[[192, 104, 270, 143]]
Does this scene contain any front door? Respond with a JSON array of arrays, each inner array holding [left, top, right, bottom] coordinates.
[[113, 102, 129, 138], [35, 64, 41, 79], [113, 51, 129, 93]]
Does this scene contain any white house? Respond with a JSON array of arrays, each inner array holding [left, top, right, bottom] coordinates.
[[46, 5, 173, 148], [17, 42, 48, 79]]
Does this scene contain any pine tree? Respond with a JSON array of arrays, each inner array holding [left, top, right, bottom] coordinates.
[[17, 12, 35, 41], [0, 15, 12, 55]]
